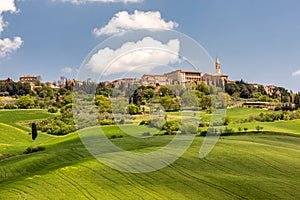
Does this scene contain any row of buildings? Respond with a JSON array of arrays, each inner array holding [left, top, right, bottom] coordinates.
[[112, 57, 229, 89], [0, 57, 279, 94]]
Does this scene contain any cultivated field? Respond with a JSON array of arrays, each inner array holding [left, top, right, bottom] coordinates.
[[1, 109, 300, 199]]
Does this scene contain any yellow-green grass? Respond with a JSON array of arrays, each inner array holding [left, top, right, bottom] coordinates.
[[168, 108, 274, 122], [229, 120, 300, 135], [1, 109, 300, 199], [0, 109, 55, 131], [1, 128, 300, 199]]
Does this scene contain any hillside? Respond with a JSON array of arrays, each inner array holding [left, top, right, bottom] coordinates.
[[0, 110, 300, 199]]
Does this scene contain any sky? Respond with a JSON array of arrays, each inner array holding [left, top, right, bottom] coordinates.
[[0, 0, 300, 92]]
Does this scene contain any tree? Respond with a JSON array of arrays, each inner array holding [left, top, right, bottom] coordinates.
[[128, 103, 141, 115], [16, 96, 35, 109], [31, 123, 38, 148], [196, 83, 209, 95]]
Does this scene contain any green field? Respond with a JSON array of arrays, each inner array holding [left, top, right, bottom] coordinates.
[[1, 109, 300, 199]]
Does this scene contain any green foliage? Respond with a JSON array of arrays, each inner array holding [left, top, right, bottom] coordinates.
[[222, 127, 234, 136], [149, 118, 165, 129], [256, 125, 264, 132], [128, 103, 141, 115], [196, 82, 209, 95], [180, 123, 198, 134], [163, 120, 180, 135], [31, 123, 38, 141], [95, 95, 112, 113], [16, 96, 35, 109], [0, 80, 31, 96], [47, 107, 58, 113], [23, 146, 45, 154], [224, 115, 233, 125], [35, 86, 55, 98], [160, 96, 180, 112]]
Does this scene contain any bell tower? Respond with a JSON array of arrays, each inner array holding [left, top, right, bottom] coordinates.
[[216, 57, 221, 74]]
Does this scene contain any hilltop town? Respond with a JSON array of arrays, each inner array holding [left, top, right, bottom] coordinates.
[[0, 57, 282, 98]]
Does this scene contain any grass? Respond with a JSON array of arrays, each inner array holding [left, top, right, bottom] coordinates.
[[0, 109, 300, 199], [0, 109, 55, 131], [167, 108, 275, 122], [229, 120, 300, 135]]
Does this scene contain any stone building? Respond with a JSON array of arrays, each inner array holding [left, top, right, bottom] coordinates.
[[111, 57, 228, 89], [112, 78, 140, 89], [164, 70, 202, 85], [202, 57, 228, 88], [19, 75, 41, 84], [141, 74, 168, 86]]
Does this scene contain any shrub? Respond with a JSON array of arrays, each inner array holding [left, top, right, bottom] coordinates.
[[222, 127, 234, 136], [224, 115, 233, 125], [142, 132, 151, 137], [256, 125, 264, 132], [139, 119, 150, 125], [119, 118, 125, 124], [149, 118, 165, 129], [48, 107, 58, 113], [199, 122, 209, 127], [163, 120, 180, 135], [180, 123, 198, 135], [110, 135, 123, 139], [23, 146, 45, 154]]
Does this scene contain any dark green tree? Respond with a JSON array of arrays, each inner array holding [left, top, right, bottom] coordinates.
[[31, 123, 38, 148]]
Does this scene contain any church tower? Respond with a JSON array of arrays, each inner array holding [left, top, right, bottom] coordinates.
[[216, 57, 221, 74]]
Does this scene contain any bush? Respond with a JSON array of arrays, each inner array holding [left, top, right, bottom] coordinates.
[[142, 132, 151, 137], [149, 118, 165, 129], [118, 118, 125, 124], [256, 125, 264, 132], [222, 127, 234, 136], [199, 122, 209, 127], [16, 96, 35, 109], [139, 119, 150, 125], [23, 146, 45, 154], [110, 135, 123, 139], [163, 120, 180, 135], [48, 107, 58, 113], [224, 115, 232, 125], [180, 123, 198, 135]]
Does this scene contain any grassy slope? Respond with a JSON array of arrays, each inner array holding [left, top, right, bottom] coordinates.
[[1, 129, 300, 199], [1, 109, 300, 199], [0, 110, 56, 155]]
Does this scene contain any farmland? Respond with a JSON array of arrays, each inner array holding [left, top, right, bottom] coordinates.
[[0, 109, 300, 199]]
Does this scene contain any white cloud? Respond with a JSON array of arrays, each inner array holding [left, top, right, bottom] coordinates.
[[0, 37, 23, 58], [86, 37, 181, 76], [60, 0, 142, 4], [0, 0, 18, 13], [0, 0, 18, 33], [61, 67, 73, 74], [292, 70, 300, 77], [0, 0, 22, 58], [93, 10, 178, 36]]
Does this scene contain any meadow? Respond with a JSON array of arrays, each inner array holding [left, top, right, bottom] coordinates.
[[0, 109, 300, 199]]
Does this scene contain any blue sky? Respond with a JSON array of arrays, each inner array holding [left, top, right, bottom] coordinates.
[[0, 0, 300, 92]]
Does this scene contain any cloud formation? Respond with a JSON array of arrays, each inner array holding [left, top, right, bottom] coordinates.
[[60, 0, 142, 4], [0, 37, 23, 58], [0, 0, 18, 33], [93, 10, 178, 36], [292, 70, 300, 77], [0, 0, 23, 58], [61, 67, 73, 74], [86, 37, 180, 76]]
